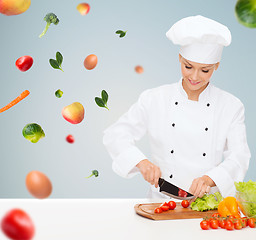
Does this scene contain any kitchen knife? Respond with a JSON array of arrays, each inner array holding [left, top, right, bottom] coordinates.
[[158, 178, 195, 200]]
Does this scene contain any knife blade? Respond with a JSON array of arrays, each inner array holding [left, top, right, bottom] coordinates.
[[158, 178, 195, 200]]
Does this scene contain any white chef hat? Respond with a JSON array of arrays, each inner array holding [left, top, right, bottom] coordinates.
[[166, 15, 232, 64]]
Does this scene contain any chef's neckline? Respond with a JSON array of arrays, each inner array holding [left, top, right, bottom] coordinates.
[[178, 78, 211, 103]]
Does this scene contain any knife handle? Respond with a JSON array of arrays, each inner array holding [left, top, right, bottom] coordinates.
[[158, 178, 164, 187]]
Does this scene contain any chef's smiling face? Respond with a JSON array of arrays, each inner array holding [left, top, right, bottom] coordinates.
[[179, 54, 219, 99]]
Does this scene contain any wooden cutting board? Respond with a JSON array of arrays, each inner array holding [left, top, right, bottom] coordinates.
[[134, 202, 217, 220]]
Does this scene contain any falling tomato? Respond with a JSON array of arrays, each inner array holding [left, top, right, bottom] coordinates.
[[15, 56, 33, 72], [84, 54, 98, 70], [1, 208, 35, 240], [66, 134, 75, 143], [135, 65, 144, 74]]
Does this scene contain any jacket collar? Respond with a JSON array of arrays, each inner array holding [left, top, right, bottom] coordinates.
[[178, 78, 211, 102]]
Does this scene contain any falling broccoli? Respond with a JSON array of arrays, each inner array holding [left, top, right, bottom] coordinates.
[[85, 170, 99, 178], [39, 13, 59, 38]]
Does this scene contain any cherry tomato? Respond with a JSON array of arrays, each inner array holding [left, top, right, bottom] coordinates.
[[178, 189, 188, 198], [248, 218, 256, 228], [241, 217, 248, 228], [181, 200, 189, 208], [200, 220, 210, 230], [219, 218, 226, 229], [66, 134, 75, 143], [209, 219, 219, 229], [160, 205, 169, 211], [212, 213, 220, 218], [225, 220, 234, 231], [15, 56, 33, 72], [234, 219, 243, 230], [154, 207, 163, 213], [168, 201, 176, 210], [227, 215, 236, 221], [1, 208, 35, 240], [160, 202, 169, 207]]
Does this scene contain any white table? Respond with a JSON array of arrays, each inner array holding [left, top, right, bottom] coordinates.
[[0, 199, 255, 240]]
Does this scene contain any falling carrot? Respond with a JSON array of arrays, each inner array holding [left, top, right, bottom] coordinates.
[[0, 90, 30, 113]]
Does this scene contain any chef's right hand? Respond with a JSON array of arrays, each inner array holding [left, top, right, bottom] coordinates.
[[136, 159, 161, 188]]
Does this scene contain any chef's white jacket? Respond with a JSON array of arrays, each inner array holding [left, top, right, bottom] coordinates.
[[103, 79, 251, 198]]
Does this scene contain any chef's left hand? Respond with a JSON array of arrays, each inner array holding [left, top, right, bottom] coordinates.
[[189, 175, 216, 199]]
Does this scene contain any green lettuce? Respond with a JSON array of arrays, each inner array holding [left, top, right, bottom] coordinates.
[[235, 180, 256, 217], [191, 192, 223, 212]]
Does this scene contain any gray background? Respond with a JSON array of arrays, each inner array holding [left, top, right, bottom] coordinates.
[[0, 0, 255, 198]]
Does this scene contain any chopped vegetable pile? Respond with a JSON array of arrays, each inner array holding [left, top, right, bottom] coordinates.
[[191, 192, 223, 212]]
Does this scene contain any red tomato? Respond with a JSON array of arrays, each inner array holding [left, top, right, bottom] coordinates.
[[212, 213, 220, 218], [228, 215, 236, 221], [225, 220, 234, 231], [200, 220, 210, 230], [248, 218, 256, 228], [160, 205, 169, 211], [160, 202, 169, 207], [15, 56, 33, 72], [241, 217, 248, 228], [154, 207, 163, 214], [66, 134, 75, 143], [181, 200, 189, 208], [1, 208, 35, 240], [234, 219, 243, 230], [168, 201, 176, 210], [178, 189, 188, 198], [209, 219, 219, 229], [218, 218, 226, 229]]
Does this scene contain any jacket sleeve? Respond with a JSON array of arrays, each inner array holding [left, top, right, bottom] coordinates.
[[103, 90, 150, 178], [205, 103, 251, 197]]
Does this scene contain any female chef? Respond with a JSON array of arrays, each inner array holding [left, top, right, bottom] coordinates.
[[103, 15, 251, 199]]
